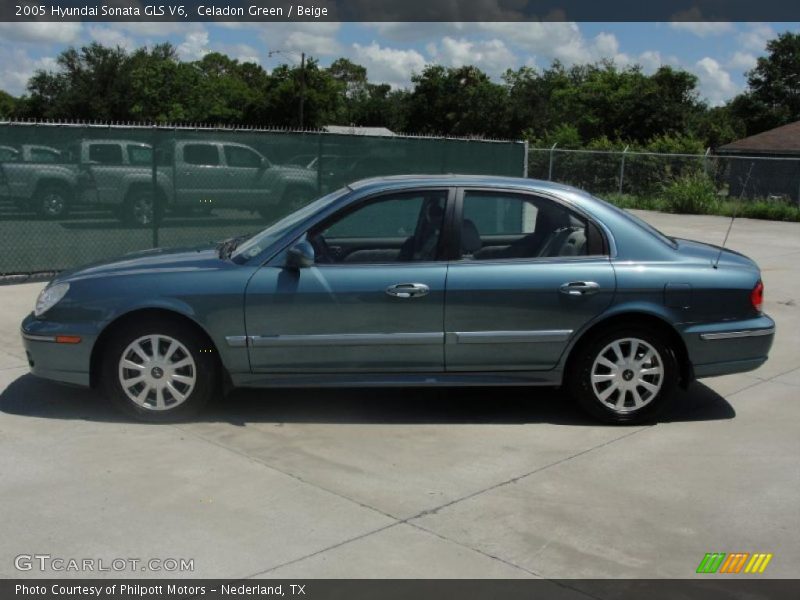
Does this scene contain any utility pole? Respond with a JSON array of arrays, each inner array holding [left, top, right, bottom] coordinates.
[[269, 49, 306, 129], [299, 52, 305, 130]]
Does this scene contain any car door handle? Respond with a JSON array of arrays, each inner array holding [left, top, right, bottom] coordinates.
[[559, 281, 600, 296], [386, 283, 430, 299]]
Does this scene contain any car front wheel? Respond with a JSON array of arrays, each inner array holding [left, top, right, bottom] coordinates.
[[101, 318, 217, 422], [567, 327, 678, 424]]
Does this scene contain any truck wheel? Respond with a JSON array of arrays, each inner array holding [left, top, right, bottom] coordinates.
[[35, 185, 69, 219], [123, 189, 164, 227]]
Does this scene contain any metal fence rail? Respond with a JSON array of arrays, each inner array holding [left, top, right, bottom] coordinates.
[[0, 122, 525, 275], [528, 146, 800, 203]]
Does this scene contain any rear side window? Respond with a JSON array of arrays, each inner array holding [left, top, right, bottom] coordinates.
[[127, 145, 153, 166], [88, 144, 123, 165], [183, 144, 220, 166]]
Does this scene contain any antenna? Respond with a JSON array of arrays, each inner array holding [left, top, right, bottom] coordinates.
[[714, 161, 755, 269]]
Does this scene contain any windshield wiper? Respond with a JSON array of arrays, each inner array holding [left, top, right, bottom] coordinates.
[[216, 234, 251, 259]]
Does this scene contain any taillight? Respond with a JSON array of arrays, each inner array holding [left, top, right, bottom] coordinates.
[[751, 280, 764, 313]]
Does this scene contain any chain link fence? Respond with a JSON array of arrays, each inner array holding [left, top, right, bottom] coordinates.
[[528, 146, 800, 206], [0, 122, 525, 275]]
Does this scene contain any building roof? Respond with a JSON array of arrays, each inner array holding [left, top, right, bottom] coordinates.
[[717, 120, 800, 155], [323, 125, 396, 137]]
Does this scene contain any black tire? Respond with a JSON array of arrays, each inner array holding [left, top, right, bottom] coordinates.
[[122, 188, 164, 227], [566, 326, 678, 424], [35, 184, 70, 219], [101, 317, 218, 422]]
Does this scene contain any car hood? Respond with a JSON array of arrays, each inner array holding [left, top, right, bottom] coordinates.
[[53, 244, 227, 283], [673, 238, 758, 270]]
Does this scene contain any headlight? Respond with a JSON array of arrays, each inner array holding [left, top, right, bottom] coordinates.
[[35, 282, 70, 317]]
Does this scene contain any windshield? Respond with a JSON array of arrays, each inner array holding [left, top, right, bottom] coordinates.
[[232, 188, 350, 261]]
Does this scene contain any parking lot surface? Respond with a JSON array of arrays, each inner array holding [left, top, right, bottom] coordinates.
[[0, 211, 798, 579]]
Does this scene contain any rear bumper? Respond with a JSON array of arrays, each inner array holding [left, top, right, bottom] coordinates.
[[682, 314, 775, 378], [21, 313, 94, 387]]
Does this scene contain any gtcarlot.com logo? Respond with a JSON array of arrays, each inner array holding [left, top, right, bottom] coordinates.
[[14, 554, 194, 573], [696, 552, 773, 574]]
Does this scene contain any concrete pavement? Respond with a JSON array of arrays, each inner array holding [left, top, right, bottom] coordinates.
[[0, 211, 798, 579]]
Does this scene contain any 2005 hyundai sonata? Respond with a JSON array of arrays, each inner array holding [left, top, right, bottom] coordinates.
[[21, 175, 775, 423]]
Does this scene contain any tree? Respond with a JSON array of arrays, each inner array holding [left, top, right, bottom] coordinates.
[[0, 89, 17, 117], [730, 32, 800, 135]]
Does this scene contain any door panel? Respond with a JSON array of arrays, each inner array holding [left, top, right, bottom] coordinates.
[[445, 188, 615, 371], [444, 258, 615, 370], [244, 265, 446, 372]]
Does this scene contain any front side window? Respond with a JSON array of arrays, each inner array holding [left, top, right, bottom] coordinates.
[[28, 148, 61, 163], [127, 145, 153, 166], [224, 145, 263, 169], [459, 191, 600, 260], [309, 191, 447, 264], [183, 144, 220, 166]]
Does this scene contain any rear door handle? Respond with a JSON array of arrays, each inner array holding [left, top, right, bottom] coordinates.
[[559, 281, 600, 296], [386, 283, 430, 299]]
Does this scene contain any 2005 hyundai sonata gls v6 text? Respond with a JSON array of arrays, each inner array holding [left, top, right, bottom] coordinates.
[[21, 175, 775, 423]]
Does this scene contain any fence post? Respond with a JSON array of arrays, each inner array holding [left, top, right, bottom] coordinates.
[[523, 140, 529, 178], [151, 126, 159, 249], [316, 132, 323, 195], [704, 147, 711, 176], [548, 142, 558, 181], [619, 145, 629, 195]]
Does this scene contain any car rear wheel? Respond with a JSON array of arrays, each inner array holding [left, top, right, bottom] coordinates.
[[101, 318, 217, 422], [567, 327, 678, 424], [123, 189, 163, 227]]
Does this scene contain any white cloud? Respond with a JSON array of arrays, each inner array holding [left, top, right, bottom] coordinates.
[[258, 23, 342, 59], [728, 51, 758, 72], [0, 22, 81, 44], [87, 26, 136, 51], [0, 48, 57, 95], [177, 29, 210, 61], [669, 21, 735, 37], [694, 57, 739, 106], [737, 24, 776, 52], [427, 37, 517, 75], [351, 42, 427, 88]]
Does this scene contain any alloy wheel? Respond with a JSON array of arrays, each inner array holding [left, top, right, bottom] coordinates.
[[118, 334, 196, 411], [590, 337, 664, 413]]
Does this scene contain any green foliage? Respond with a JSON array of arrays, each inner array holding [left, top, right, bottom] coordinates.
[[660, 173, 719, 215], [0, 89, 15, 117]]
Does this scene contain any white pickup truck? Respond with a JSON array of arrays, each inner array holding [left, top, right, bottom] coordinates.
[[76, 139, 319, 225]]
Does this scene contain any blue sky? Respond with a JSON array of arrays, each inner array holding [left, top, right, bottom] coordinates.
[[0, 21, 796, 105]]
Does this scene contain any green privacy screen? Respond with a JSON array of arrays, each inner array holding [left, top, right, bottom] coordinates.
[[0, 123, 525, 275]]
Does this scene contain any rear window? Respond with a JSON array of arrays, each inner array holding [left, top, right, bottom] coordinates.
[[88, 144, 123, 165], [184, 144, 220, 166]]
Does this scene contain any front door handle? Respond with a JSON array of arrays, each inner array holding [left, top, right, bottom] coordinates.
[[559, 281, 600, 296], [386, 283, 430, 299]]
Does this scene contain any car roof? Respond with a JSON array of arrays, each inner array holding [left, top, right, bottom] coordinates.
[[347, 174, 600, 205]]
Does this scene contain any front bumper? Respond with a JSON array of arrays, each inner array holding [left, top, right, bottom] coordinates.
[[21, 313, 96, 387], [682, 314, 776, 378]]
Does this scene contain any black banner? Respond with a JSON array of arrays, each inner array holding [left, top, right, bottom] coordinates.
[[3, 0, 800, 22], [4, 580, 800, 600]]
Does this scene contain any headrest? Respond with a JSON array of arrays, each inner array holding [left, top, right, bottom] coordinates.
[[461, 219, 482, 254]]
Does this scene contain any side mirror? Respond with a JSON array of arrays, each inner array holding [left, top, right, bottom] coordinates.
[[285, 240, 315, 269]]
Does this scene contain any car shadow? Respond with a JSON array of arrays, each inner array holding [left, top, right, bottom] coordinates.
[[0, 373, 735, 426]]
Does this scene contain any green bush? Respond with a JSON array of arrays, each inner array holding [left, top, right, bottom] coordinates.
[[660, 173, 718, 215]]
